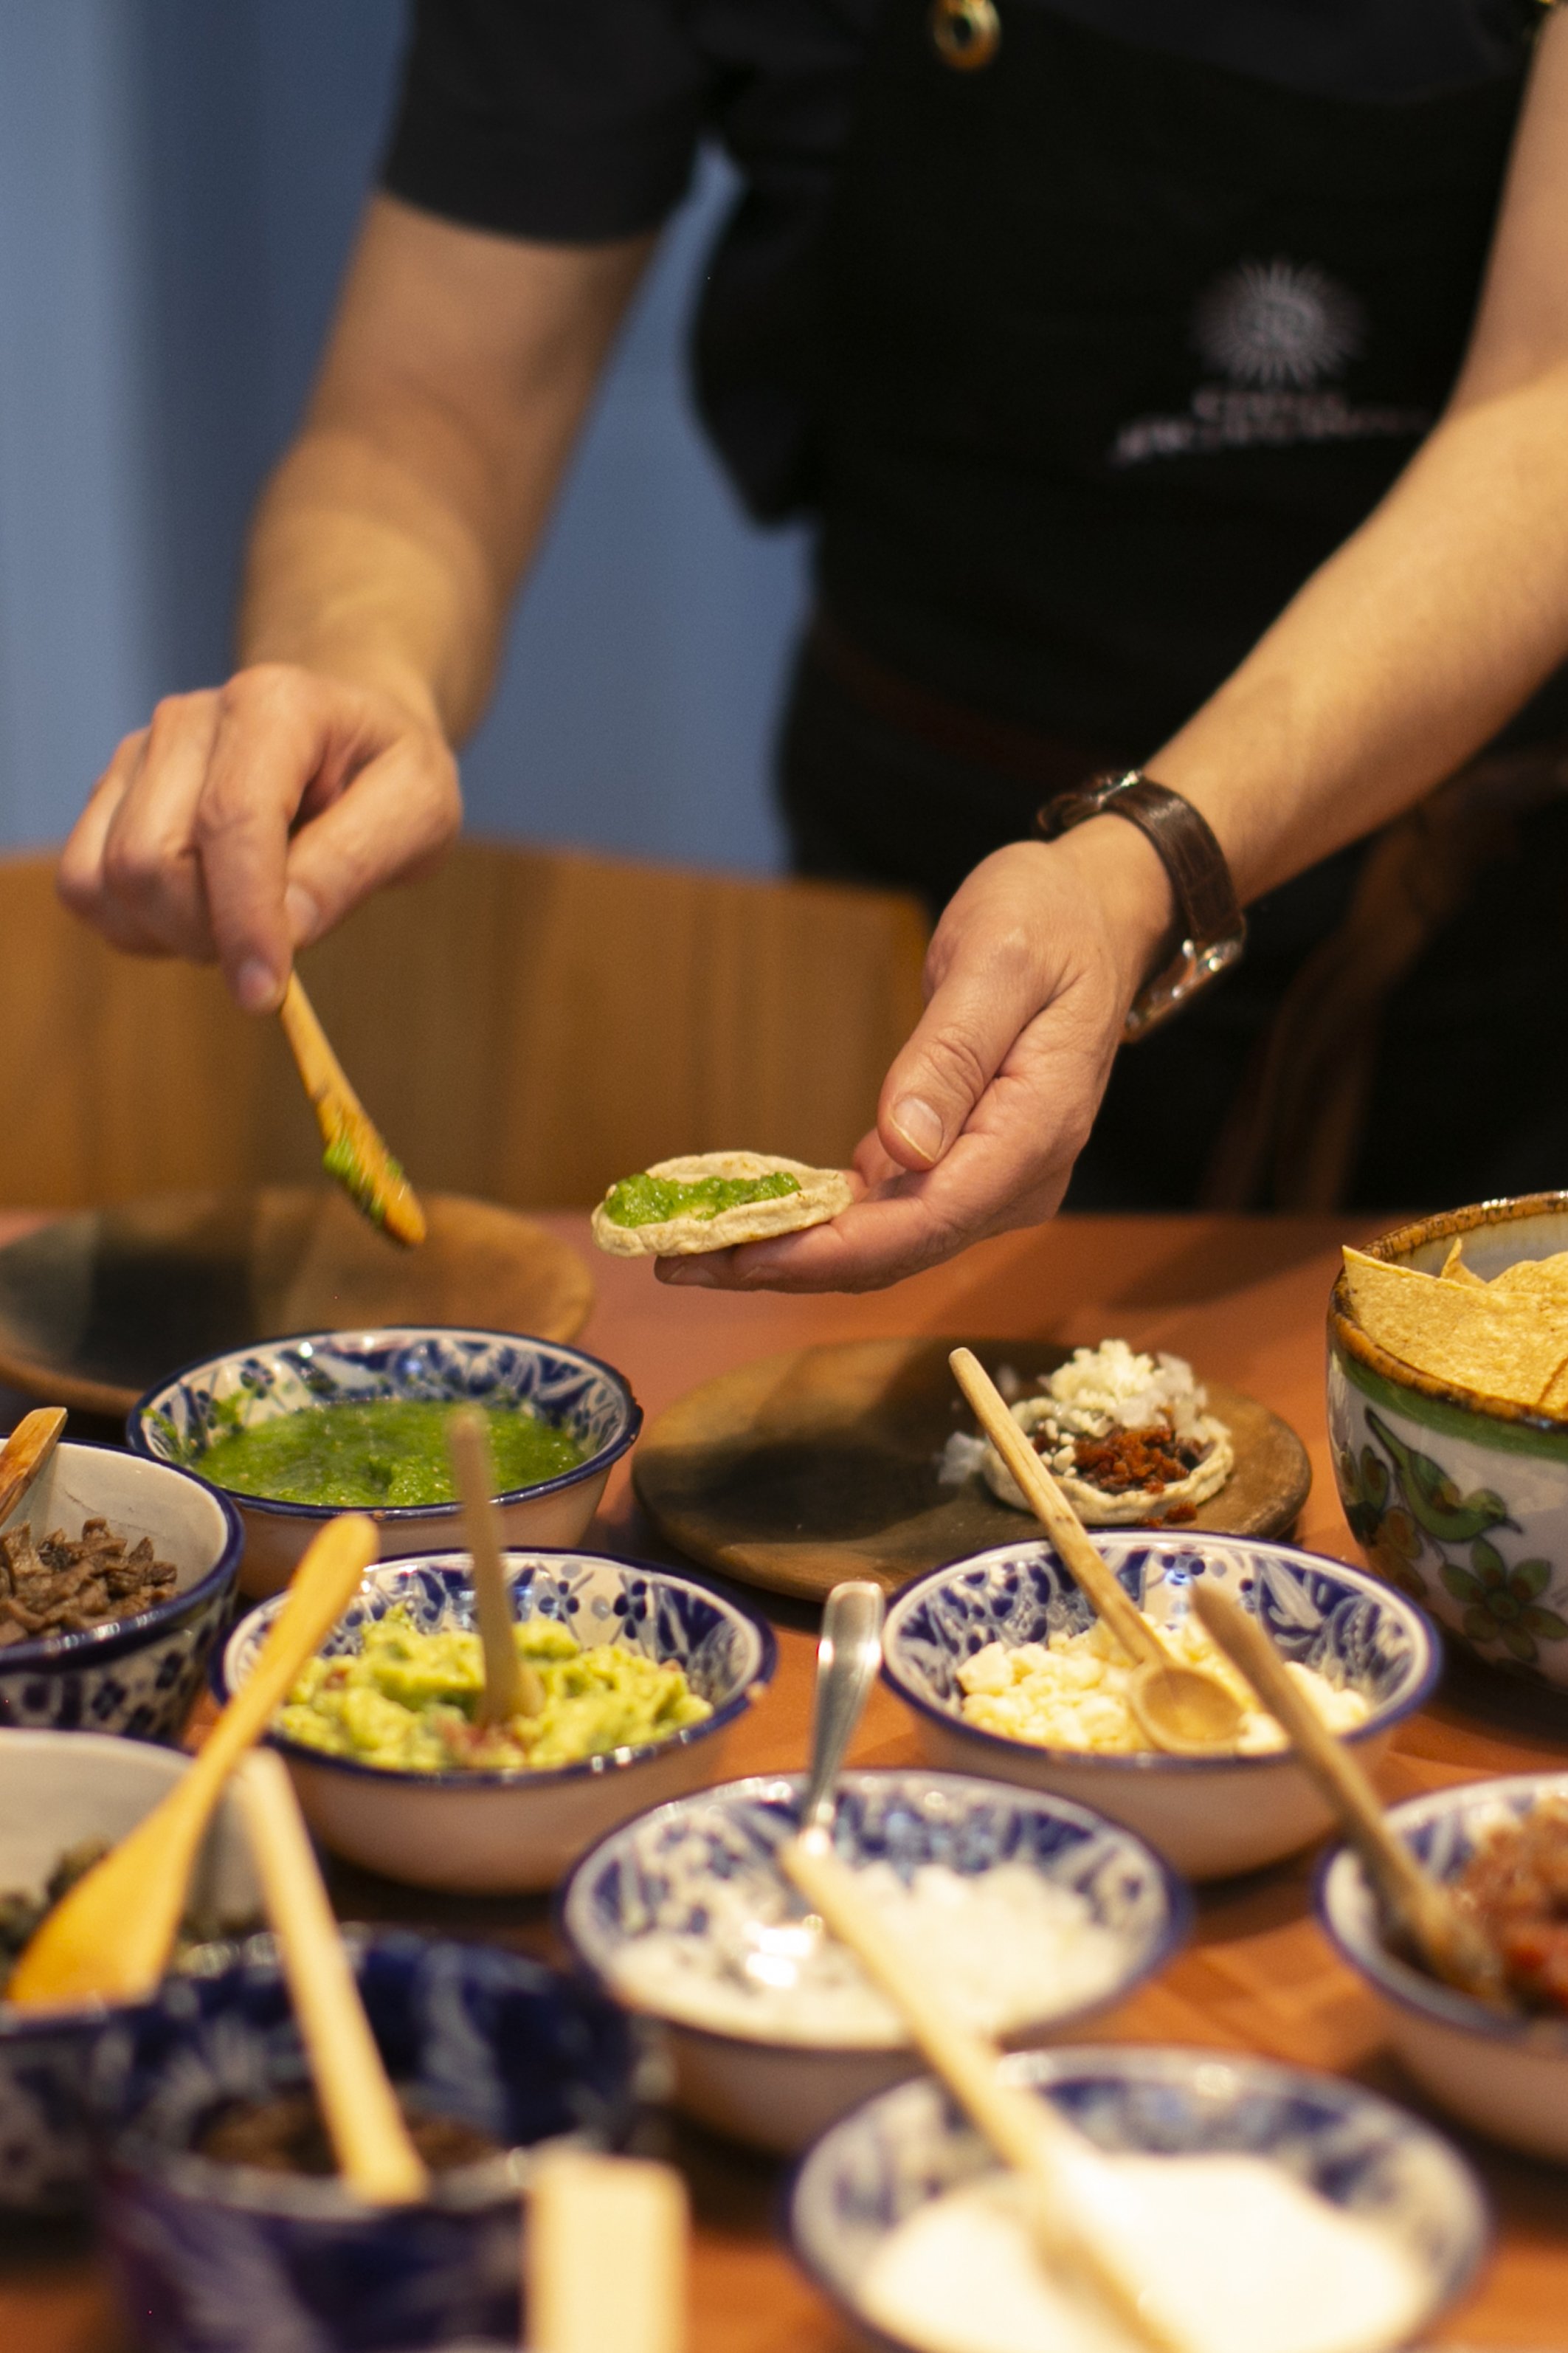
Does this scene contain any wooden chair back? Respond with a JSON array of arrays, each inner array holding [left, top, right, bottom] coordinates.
[[0, 841, 929, 1210]]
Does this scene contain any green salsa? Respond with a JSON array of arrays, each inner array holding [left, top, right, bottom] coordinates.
[[196, 1399, 584, 1509], [277, 1604, 710, 1771], [604, 1169, 800, 1227]]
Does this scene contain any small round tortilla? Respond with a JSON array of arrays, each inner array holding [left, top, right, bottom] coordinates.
[[590, 1152, 854, 1258], [982, 1395, 1234, 1524]]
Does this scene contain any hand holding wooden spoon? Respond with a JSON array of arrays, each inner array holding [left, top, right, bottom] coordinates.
[[949, 1348, 1243, 1754]]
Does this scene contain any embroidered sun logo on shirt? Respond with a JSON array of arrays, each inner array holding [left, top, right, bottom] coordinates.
[[1192, 258, 1364, 390]]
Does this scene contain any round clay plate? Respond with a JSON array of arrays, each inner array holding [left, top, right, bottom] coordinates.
[[634, 1336, 1310, 1602], [0, 1187, 594, 1417]]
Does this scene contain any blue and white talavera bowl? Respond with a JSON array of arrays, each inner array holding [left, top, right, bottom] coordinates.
[[0, 1729, 255, 2215], [790, 2044, 1488, 2353], [561, 1768, 1188, 2155], [128, 1326, 641, 1598], [0, 1440, 242, 1741], [1330, 1193, 1568, 1694], [881, 1534, 1439, 1880], [93, 1929, 638, 2353], [216, 1551, 776, 1893], [1319, 1770, 1568, 2163]]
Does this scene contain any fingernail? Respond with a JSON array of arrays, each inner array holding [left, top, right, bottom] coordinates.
[[657, 1258, 716, 1287], [234, 957, 280, 1014], [889, 1095, 944, 1163], [285, 883, 320, 947]]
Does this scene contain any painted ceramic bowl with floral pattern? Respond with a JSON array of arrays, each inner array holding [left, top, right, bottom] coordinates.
[[1328, 1193, 1568, 1692], [215, 1551, 776, 1893], [128, 1326, 641, 1598], [1319, 1771, 1568, 2163], [789, 2045, 1487, 2353], [881, 1535, 1438, 1880], [92, 1929, 638, 2353], [0, 1729, 256, 2216]]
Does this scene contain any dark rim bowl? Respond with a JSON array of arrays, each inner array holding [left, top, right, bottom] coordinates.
[[1329, 1191, 1568, 1435], [0, 1440, 243, 1677], [880, 1533, 1440, 1777], [212, 1548, 777, 1794], [557, 1767, 1192, 2058], [125, 1325, 642, 1521], [1316, 1769, 1568, 2050]]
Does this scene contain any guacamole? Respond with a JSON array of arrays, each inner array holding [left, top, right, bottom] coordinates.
[[196, 1399, 584, 1509], [277, 1604, 711, 1771], [602, 1169, 801, 1228]]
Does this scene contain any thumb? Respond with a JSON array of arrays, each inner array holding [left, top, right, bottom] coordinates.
[[878, 943, 1046, 1171]]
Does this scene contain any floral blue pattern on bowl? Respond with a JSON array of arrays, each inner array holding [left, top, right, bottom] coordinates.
[[0, 1441, 243, 1743], [883, 1532, 1437, 1768], [127, 1325, 639, 1520], [562, 1768, 1188, 2049], [790, 2045, 1488, 2353], [218, 1550, 773, 1789], [93, 1929, 638, 2353]]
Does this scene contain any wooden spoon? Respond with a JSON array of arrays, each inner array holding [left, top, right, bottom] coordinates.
[[235, 1750, 428, 2205], [781, 1831, 1191, 2353], [446, 1406, 544, 1726], [279, 971, 426, 1247], [7, 1512, 379, 2010], [529, 2149, 688, 2353], [949, 1348, 1243, 1754], [1189, 1580, 1509, 2005], [0, 1406, 66, 1524]]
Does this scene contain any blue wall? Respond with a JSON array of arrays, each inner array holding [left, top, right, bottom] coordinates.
[[0, 1, 804, 870]]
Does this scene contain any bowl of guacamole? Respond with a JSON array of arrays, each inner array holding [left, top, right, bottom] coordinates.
[[215, 1551, 776, 1894], [127, 1328, 640, 1600]]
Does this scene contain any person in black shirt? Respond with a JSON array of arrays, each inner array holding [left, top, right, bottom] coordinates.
[[58, 3, 1568, 1289]]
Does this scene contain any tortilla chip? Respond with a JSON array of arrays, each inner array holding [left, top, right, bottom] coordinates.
[[1438, 1239, 1487, 1288], [1342, 1247, 1568, 1408], [1490, 1250, 1568, 1304]]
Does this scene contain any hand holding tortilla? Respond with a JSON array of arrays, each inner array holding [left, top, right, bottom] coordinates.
[[591, 1153, 852, 1258], [1341, 1244, 1568, 1412]]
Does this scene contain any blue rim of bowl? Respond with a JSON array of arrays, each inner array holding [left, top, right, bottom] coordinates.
[[555, 1765, 1193, 2059], [0, 1439, 244, 1678], [211, 1546, 777, 1792], [782, 2042, 1491, 2353], [880, 1533, 1443, 1776], [1315, 1770, 1568, 2050], [123, 1325, 643, 1520]]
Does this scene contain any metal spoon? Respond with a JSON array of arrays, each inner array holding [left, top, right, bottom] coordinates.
[[727, 1577, 885, 1992], [950, 1348, 1244, 1754]]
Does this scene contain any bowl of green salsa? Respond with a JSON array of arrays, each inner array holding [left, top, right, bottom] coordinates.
[[127, 1329, 640, 1599]]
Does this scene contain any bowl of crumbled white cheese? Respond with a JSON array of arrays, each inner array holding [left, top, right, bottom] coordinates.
[[881, 1533, 1439, 1879], [559, 1768, 1187, 2154], [790, 2044, 1486, 2353]]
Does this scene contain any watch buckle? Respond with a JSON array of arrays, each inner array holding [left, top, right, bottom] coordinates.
[[1124, 923, 1246, 1041]]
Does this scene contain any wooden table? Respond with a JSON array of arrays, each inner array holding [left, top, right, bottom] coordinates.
[[7, 1211, 1568, 2353]]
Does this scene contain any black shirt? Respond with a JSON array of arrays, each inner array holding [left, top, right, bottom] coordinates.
[[381, 1, 1530, 513]]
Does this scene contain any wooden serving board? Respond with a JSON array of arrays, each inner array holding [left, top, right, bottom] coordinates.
[[0, 1186, 594, 1416], [634, 1335, 1311, 1602]]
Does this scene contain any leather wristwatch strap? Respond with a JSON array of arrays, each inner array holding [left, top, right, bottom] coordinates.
[[1036, 771, 1246, 1039]]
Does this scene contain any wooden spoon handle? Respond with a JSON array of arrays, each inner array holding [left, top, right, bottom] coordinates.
[[529, 2150, 688, 2353], [447, 1408, 540, 1724], [278, 972, 365, 1121], [0, 1406, 66, 1524], [236, 1751, 429, 2205], [781, 1833, 1184, 2353], [949, 1348, 1165, 1668], [1189, 1582, 1505, 1998]]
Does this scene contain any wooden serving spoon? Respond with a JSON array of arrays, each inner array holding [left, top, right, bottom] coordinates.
[[781, 1831, 1191, 2353], [235, 1749, 429, 2205], [949, 1348, 1243, 1754], [0, 1406, 67, 1525], [1190, 1580, 1509, 2006], [529, 2149, 688, 2353], [7, 1512, 379, 2010], [279, 972, 426, 1247], [446, 1406, 545, 1725]]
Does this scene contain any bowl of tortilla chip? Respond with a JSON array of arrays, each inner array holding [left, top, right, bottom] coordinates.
[[1328, 1191, 1568, 1688]]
